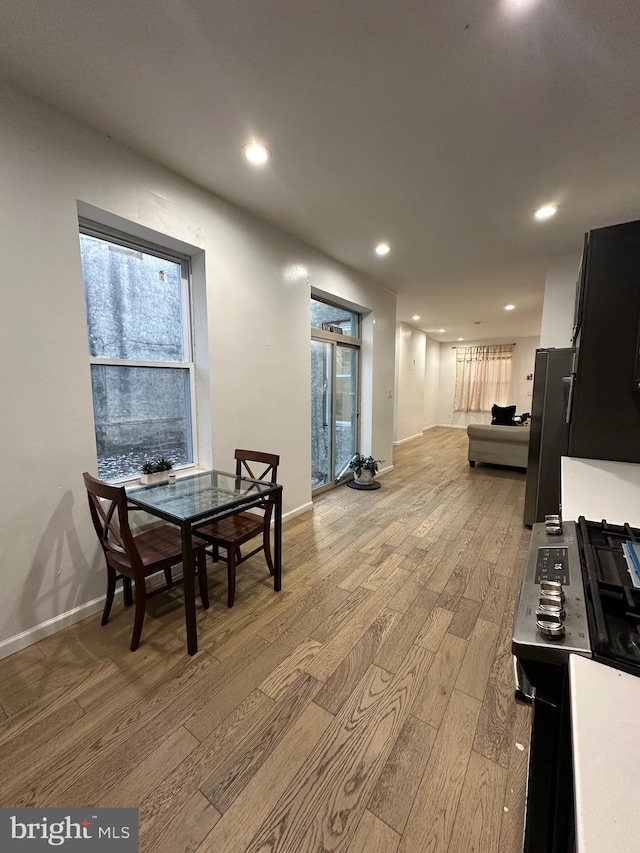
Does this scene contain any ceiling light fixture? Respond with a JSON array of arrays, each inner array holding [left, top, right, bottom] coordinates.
[[458, 337, 464, 341], [510, 0, 538, 8], [534, 204, 557, 221], [438, 328, 446, 333], [412, 315, 420, 321], [505, 304, 515, 311], [243, 142, 270, 165], [375, 242, 390, 256]]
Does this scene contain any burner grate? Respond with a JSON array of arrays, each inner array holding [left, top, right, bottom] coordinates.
[[579, 516, 640, 673]]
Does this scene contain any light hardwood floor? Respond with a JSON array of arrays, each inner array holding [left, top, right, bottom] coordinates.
[[0, 428, 531, 852]]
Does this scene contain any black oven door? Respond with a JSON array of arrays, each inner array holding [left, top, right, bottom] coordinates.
[[519, 660, 575, 853]]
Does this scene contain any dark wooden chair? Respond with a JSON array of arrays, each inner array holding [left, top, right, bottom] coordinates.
[[193, 450, 280, 607], [83, 472, 209, 651]]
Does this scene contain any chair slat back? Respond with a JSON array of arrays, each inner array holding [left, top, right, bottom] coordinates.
[[235, 449, 279, 484], [83, 472, 143, 570], [234, 450, 279, 515]]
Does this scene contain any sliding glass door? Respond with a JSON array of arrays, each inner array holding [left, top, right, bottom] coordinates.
[[334, 344, 358, 480], [311, 339, 358, 490], [311, 341, 333, 489], [310, 297, 360, 493]]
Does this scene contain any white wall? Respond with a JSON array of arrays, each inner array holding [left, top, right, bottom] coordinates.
[[510, 337, 541, 413], [435, 336, 540, 427], [540, 252, 581, 348], [394, 325, 441, 444], [0, 82, 396, 655], [423, 337, 440, 429], [394, 323, 427, 444]]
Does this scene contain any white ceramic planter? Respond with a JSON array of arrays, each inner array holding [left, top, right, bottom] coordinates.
[[140, 471, 170, 486], [354, 469, 375, 485]]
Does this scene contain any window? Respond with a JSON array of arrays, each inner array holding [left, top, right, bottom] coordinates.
[[310, 297, 359, 337], [453, 344, 513, 412], [79, 222, 196, 480]]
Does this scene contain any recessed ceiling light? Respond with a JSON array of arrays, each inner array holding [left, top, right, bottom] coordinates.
[[510, 0, 539, 9], [412, 315, 420, 321], [375, 242, 390, 256], [243, 142, 270, 165], [505, 304, 515, 311], [534, 204, 557, 221], [438, 328, 446, 333], [458, 337, 464, 341]]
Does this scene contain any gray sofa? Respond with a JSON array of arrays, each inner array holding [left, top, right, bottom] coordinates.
[[467, 423, 529, 470]]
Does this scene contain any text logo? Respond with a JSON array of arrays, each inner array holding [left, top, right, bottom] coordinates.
[[1, 809, 138, 850]]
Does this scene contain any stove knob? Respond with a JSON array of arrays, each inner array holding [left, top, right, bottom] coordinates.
[[536, 608, 565, 639], [538, 597, 566, 619], [545, 514, 563, 536], [540, 579, 564, 600]]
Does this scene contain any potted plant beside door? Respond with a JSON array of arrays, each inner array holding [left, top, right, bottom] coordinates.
[[348, 453, 383, 485]]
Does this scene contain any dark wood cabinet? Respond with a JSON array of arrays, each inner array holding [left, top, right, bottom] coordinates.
[[568, 219, 640, 463]]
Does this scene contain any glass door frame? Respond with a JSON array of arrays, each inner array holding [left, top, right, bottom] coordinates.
[[311, 327, 361, 495]]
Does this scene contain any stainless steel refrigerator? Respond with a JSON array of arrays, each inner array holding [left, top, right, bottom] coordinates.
[[523, 347, 574, 527]]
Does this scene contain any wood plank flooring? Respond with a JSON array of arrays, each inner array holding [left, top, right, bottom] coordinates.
[[0, 427, 531, 852]]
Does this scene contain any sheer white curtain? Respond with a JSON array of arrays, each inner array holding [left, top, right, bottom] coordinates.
[[453, 344, 513, 412]]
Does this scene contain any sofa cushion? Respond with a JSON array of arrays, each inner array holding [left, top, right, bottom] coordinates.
[[491, 404, 517, 425]]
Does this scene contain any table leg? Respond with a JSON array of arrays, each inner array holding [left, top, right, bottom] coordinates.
[[181, 524, 198, 655], [274, 487, 282, 592]]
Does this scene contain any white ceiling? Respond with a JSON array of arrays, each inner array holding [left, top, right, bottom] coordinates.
[[2, 0, 640, 341]]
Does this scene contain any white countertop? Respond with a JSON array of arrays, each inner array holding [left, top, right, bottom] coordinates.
[[570, 654, 640, 853], [561, 456, 640, 527]]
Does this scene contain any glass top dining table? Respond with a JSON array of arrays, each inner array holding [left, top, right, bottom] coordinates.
[[125, 469, 283, 655]]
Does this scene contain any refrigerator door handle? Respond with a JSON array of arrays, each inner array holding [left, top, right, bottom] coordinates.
[[564, 373, 575, 425]]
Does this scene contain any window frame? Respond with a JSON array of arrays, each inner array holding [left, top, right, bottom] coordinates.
[[310, 294, 361, 342], [79, 218, 198, 482]]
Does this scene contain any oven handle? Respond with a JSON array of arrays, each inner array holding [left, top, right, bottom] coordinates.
[[513, 655, 535, 703]]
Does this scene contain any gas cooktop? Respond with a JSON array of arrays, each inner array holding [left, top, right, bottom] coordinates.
[[578, 517, 640, 675], [512, 515, 640, 677]]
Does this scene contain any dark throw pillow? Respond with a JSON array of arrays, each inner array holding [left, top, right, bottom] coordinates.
[[491, 404, 517, 425]]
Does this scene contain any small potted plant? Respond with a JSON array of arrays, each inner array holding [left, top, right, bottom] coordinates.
[[348, 453, 383, 485], [140, 456, 174, 486]]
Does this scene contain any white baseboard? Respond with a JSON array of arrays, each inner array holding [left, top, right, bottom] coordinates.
[[393, 432, 424, 446], [422, 424, 437, 431], [283, 502, 313, 521], [0, 500, 314, 661], [0, 593, 114, 661], [439, 423, 467, 429]]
